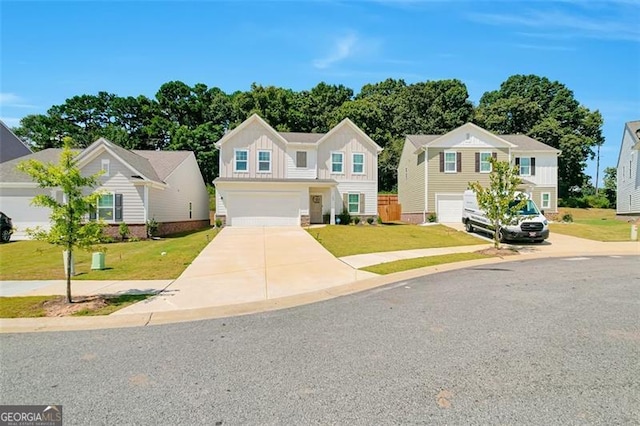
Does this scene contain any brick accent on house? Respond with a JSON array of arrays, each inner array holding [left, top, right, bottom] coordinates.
[[214, 215, 226, 227], [102, 220, 210, 240], [300, 215, 310, 227], [401, 213, 428, 224]]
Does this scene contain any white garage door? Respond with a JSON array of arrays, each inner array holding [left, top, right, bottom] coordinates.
[[226, 192, 300, 227], [436, 194, 464, 223]]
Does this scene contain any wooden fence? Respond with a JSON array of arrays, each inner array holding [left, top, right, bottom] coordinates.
[[378, 194, 402, 222]]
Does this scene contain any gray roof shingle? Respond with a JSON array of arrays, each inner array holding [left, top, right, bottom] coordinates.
[[407, 132, 558, 152], [0, 121, 32, 163], [278, 132, 325, 144]]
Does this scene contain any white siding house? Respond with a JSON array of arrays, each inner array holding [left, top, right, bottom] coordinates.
[[0, 138, 210, 239], [214, 114, 382, 227], [616, 120, 640, 215]]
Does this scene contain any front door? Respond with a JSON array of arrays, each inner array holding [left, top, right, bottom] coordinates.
[[310, 195, 323, 224]]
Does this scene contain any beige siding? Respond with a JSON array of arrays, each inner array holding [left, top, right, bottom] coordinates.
[[219, 121, 288, 179], [335, 181, 378, 215], [530, 186, 558, 214], [426, 147, 509, 211], [286, 147, 317, 179], [149, 153, 210, 223], [317, 126, 378, 183], [397, 139, 425, 213], [83, 152, 146, 224]]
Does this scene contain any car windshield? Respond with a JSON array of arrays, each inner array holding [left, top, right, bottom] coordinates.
[[509, 200, 539, 215]]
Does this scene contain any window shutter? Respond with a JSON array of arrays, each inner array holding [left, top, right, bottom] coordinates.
[[515, 157, 520, 174], [456, 152, 462, 173], [359, 193, 365, 214], [492, 152, 497, 160], [439, 152, 444, 172], [89, 204, 96, 221], [475, 152, 480, 173], [531, 158, 536, 176], [342, 193, 348, 209], [115, 193, 123, 221]]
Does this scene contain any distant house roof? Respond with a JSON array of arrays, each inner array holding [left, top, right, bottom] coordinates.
[[278, 132, 325, 144], [0, 139, 191, 185], [626, 120, 640, 150], [0, 120, 32, 163]]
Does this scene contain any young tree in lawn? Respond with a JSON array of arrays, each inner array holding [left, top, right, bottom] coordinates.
[[18, 137, 105, 303], [469, 158, 528, 249]]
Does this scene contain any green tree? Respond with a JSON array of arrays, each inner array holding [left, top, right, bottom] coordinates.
[[474, 75, 604, 197], [603, 166, 617, 207], [17, 138, 105, 303], [469, 158, 527, 249]]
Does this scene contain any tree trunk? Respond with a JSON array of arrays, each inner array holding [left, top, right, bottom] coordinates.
[[494, 220, 501, 249], [66, 247, 73, 303], [595, 144, 601, 195]]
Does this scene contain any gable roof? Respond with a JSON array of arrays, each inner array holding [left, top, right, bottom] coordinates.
[[215, 114, 289, 148], [407, 122, 559, 153], [278, 132, 324, 144], [0, 120, 32, 163], [316, 118, 383, 152], [627, 120, 640, 150], [0, 139, 191, 185]]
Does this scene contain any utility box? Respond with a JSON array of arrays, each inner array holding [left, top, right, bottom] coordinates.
[[632, 224, 638, 241], [91, 252, 106, 270]]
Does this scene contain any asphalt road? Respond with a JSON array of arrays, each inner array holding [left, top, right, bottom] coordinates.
[[1, 256, 639, 425]]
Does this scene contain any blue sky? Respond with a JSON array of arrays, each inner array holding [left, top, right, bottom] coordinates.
[[1, 0, 639, 185]]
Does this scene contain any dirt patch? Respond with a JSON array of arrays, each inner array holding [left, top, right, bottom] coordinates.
[[475, 247, 519, 257], [436, 389, 453, 408], [43, 295, 109, 317]]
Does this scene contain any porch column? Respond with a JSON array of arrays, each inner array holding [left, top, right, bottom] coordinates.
[[330, 190, 336, 225]]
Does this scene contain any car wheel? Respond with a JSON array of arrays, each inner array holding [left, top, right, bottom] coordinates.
[[0, 229, 10, 243], [465, 221, 473, 233]]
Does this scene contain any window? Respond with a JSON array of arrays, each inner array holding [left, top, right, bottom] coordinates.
[[296, 151, 307, 168], [541, 193, 551, 209], [480, 152, 492, 173], [348, 193, 360, 214], [101, 159, 110, 177], [92, 193, 123, 222], [331, 152, 344, 173], [516, 157, 535, 176], [444, 151, 457, 173], [258, 150, 271, 173], [234, 150, 248, 172], [352, 153, 364, 174]]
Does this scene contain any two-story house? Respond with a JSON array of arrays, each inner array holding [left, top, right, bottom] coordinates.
[[213, 114, 382, 226], [616, 120, 640, 215], [398, 123, 560, 223]]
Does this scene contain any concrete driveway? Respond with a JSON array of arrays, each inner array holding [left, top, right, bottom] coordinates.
[[115, 227, 375, 315]]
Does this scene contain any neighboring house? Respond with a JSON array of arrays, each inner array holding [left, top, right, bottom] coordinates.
[[213, 114, 382, 226], [398, 122, 560, 223], [616, 120, 640, 215], [0, 138, 210, 238], [0, 120, 32, 163]]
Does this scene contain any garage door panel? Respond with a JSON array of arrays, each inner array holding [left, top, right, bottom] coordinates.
[[436, 194, 463, 223], [227, 192, 300, 227]]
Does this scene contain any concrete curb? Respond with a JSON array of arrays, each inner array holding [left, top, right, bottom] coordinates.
[[1, 250, 637, 334]]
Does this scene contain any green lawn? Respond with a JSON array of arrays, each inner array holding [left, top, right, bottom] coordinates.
[[550, 208, 634, 241], [307, 224, 485, 257], [362, 252, 493, 275], [0, 228, 218, 281], [0, 294, 153, 318]]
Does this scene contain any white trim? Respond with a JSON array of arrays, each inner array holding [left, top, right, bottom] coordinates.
[[97, 192, 116, 222], [317, 118, 383, 152], [215, 114, 289, 148], [518, 157, 532, 176], [444, 151, 457, 173], [347, 192, 360, 214], [541, 192, 551, 210], [331, 151, 344, 174], [234, 149, 249, 173], [352, 152, 365, 174], [479, 151, 492, 173], [257, 149, 272, 173]]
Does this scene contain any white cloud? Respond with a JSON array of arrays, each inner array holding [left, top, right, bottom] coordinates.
[[313, 32, 359, 69], [0, 93, 36, 108]]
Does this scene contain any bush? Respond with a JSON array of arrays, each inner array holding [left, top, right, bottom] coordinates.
[[118, 222, 129, 241], [128, 236, 141, 242], [337, 208, 351, 225], [146, 218, 159, 238], [584, 195, 610, 209], [367, 217, 374, 225], [215, 218, 223, 228], [353, 216, 361, 225], [377, 216, 383, 224], [562, 213, 574, 223], [427, 213, 437, 223]]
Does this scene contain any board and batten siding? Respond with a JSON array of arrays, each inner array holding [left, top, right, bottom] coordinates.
[[335, 181, 378, 215], [149, 153, 209, 223], [83, 152, 146, 224], [219, 121, 288, 179], [512, 151, 558, 186], [397, 139, 425, 213], [616, 125, 640, 214], [317, 126, 378, 183], [285, 148, 317, 179], [426, 147, 509, 211]]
